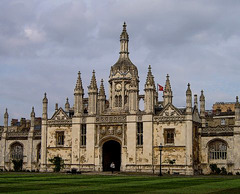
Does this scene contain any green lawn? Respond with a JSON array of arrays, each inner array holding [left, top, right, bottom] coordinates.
[[0, 173, 240, 193]]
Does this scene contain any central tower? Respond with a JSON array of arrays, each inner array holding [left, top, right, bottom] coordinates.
[[109, 22, 139, 112]]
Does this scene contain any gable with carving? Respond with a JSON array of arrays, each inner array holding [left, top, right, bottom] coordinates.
[[159, 104, 182, 117], [51, 108, 69, 121]]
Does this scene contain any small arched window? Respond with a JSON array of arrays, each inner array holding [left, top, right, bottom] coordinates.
[[11, 142, 23, 160], [209, 140, 227, 160]]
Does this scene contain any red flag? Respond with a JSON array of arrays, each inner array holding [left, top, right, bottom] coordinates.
[[158, 84, 163, 91]]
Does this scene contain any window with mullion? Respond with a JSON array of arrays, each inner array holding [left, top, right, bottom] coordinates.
[[137, 122, 143, 146], [81, 124, 87, 146]]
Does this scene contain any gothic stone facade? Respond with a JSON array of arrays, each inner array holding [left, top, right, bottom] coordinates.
[[1, 23, 240, 175]]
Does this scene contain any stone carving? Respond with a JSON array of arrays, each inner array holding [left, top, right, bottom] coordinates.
[[100, 128, 106, 135], [96, 116, 126, 123], [116, 128, 122, 135], [108, 127, 114, 135]]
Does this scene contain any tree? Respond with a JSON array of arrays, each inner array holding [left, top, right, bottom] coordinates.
[[49, 156, 64, 172]]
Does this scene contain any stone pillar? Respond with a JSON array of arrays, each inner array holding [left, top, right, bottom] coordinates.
[[27, 107, 35, 171], [0, 109, 8, 171], [200, 90, 206, 127], [185, 84, 193, 175], [234, 96, 240, 173], [129, 76, 139, 114], [40, 93, 48, 172]]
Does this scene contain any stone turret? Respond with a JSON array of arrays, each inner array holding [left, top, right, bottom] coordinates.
[[74, 71, 84, 116], [235, 96, 240, 126], [4, 108, 8, 132], [98, 79, 106, 114], [65, 98, 70, 112], [144, 65, 155, 114], [129, 74, 139, 114], [186, 83, 192, 115], [88, 70, 98, 115], [163, 74, 173, 107], [109, 22, 139, 110], [42, 93, 48, 120]]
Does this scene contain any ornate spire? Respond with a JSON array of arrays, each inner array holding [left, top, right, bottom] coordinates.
[[65, 97, 70, 111], [99, 79, 105, 96], [31, 106, 35, 118], [119, 22, 129, 58], [4, 108, 8, 119], [164, 74, 171, 91], [74, 71, 83, 92], [145, 65, 155, 87], [43, 92, 48, 103], [236, 96, 240, 108], [200, 90, 205, 101], [89, 70, 98, 90], [186, 83, 192, 95]]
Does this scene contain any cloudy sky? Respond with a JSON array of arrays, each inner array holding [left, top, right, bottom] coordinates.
[[0, 0, 240, 124]]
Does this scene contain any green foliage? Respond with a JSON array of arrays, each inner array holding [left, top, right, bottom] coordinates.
[[49, 156, 64, 172], [221, 167, 227, 175], [12, 159, 23, 172], [210, 164, 228, 175], [210, 164, 218, 174]]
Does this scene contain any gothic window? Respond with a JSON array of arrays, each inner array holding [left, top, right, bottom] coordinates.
[[209, 140, 227, 160], [37, 143, 41, 163], [115, 95, 118, 107], [11, 142, 23, 160], [124, 95, 128, 105], [137, 122, 143, 146], [119, 95, 122, 107], [81, 124, 87, 146], [115, 95, 122, 107], [56, 131, 64, 146], [164, 129, 175, 144]]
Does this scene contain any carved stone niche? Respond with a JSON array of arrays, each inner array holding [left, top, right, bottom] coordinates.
[[100, 127, 106, 135], [108, 127, 114, 135]]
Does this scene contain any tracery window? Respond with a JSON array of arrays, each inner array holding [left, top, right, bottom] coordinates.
[[124, 95, 128, 105], [11, 142, 23, 160], [56, 131, 64, 146], [81, 124, 87, 146], [164, 129, 175, 144], [115, 95, 122, 107], [209, 140, 227, 160], [137, 122, 143, 146]]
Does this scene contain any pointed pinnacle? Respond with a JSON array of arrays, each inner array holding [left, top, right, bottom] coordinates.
[[99, 79, 105, 96], [4, 108, 8, 118]]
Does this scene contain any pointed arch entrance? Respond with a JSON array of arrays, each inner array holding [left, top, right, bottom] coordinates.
[[102, 140, 121, 171]]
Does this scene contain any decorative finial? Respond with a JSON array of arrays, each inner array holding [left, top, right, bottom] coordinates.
[[123, 22, 127, 31]]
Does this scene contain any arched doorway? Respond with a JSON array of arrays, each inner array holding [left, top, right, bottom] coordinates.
[[102, 140, 121, 171]]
